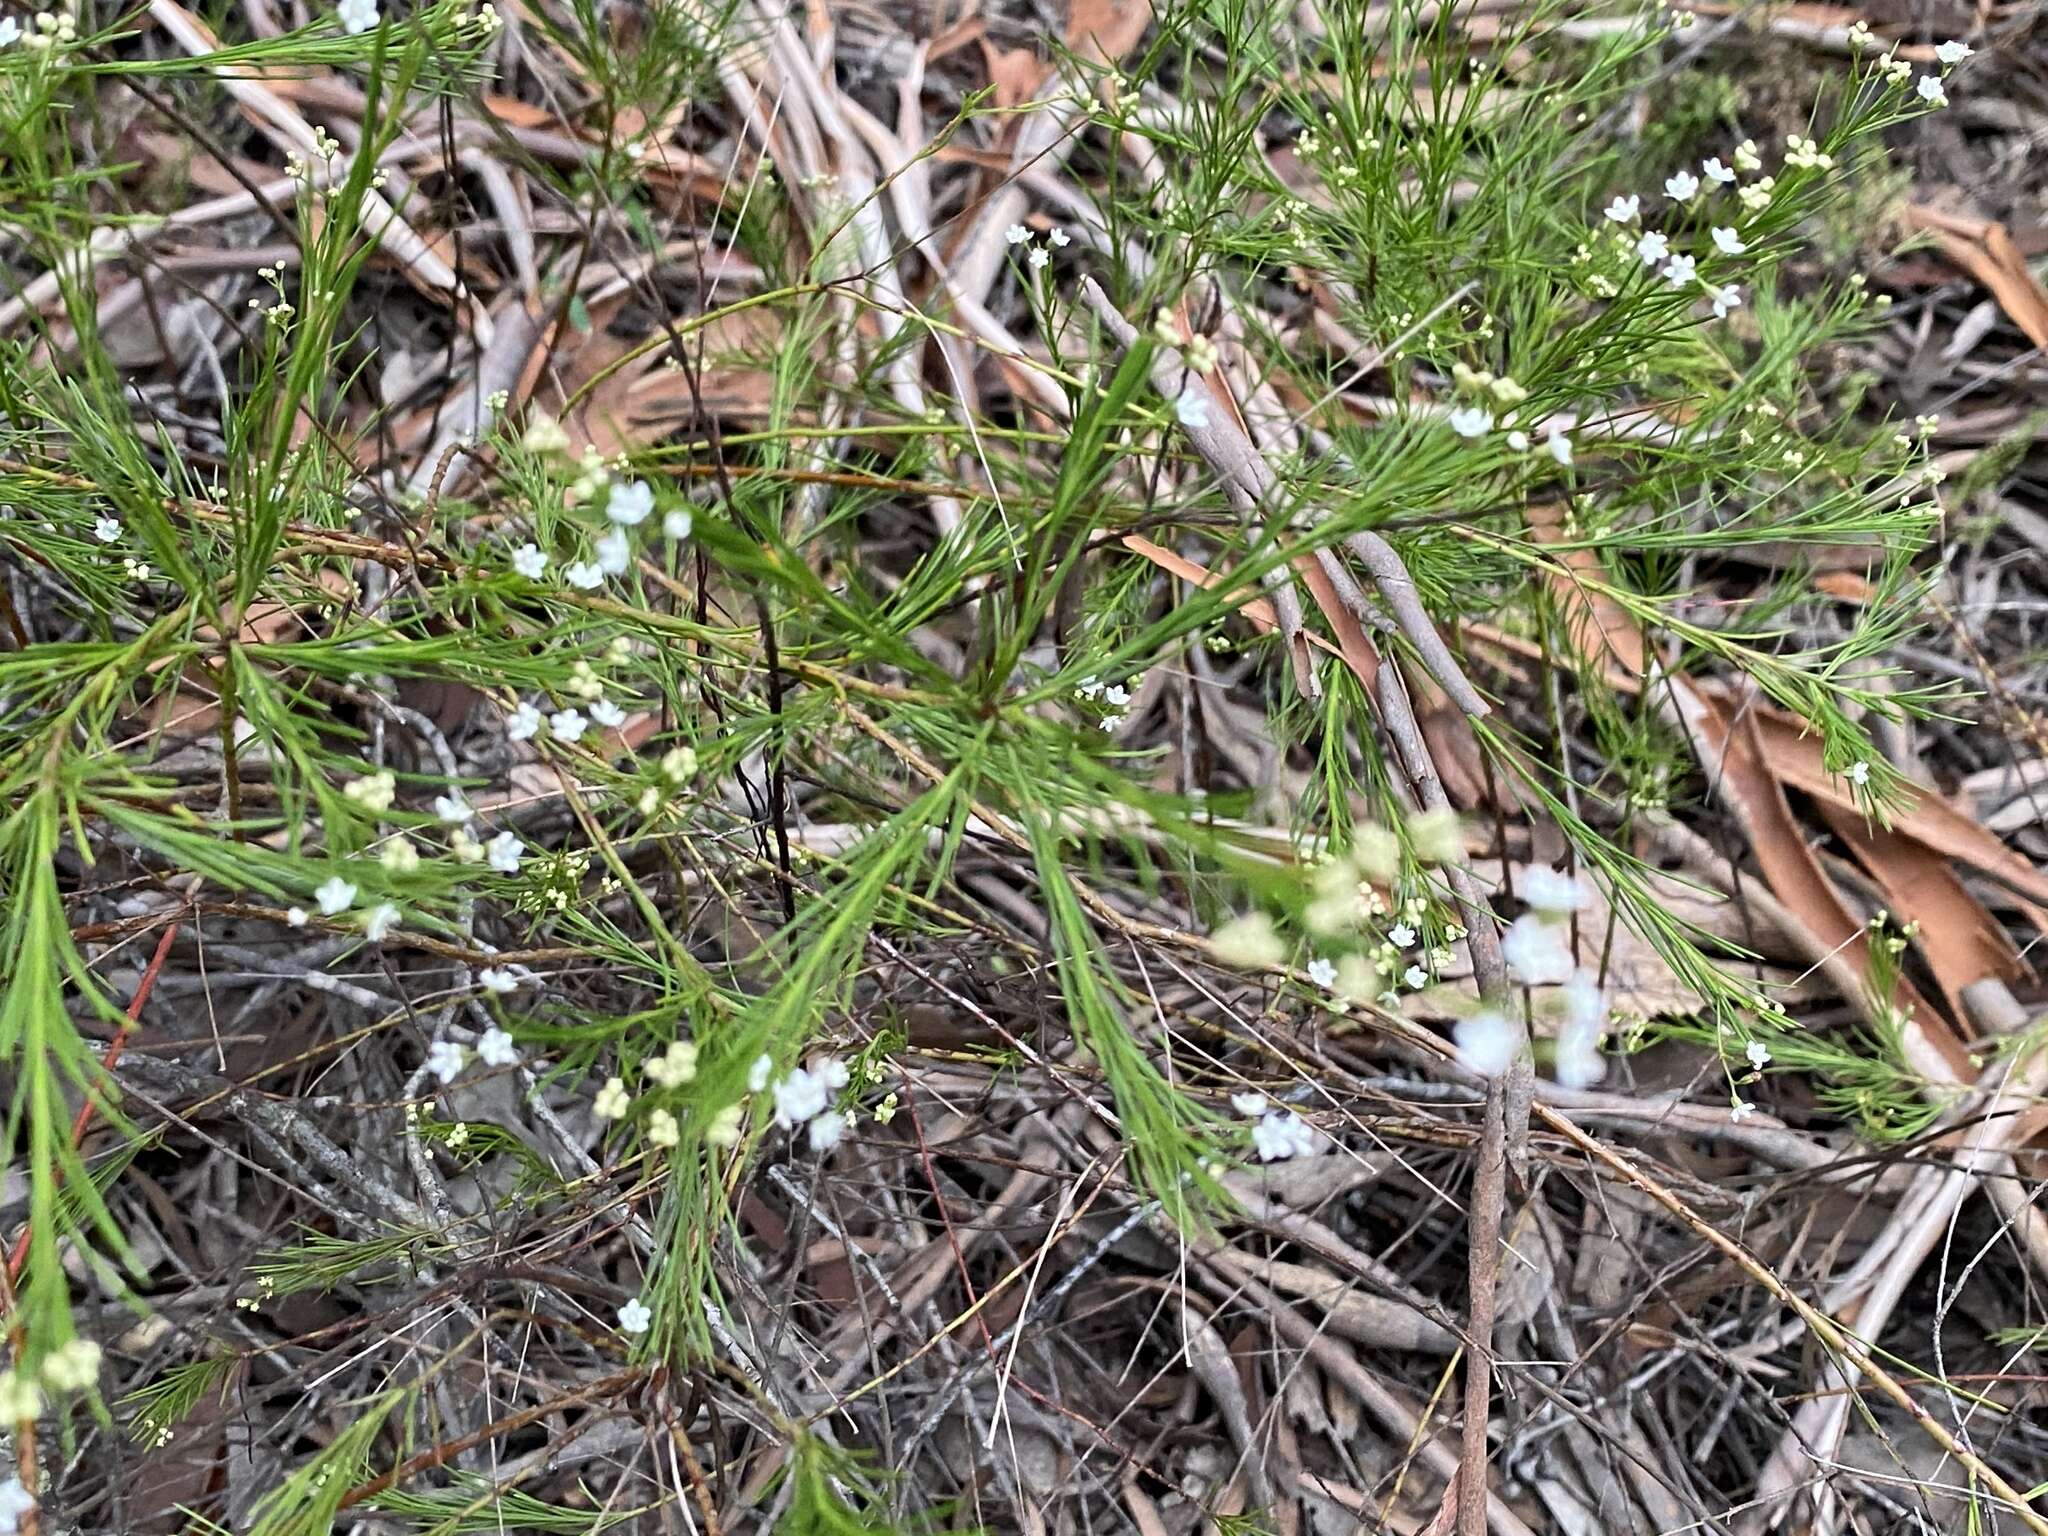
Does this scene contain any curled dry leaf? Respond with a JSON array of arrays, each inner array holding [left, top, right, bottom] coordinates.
[[1906, 204, 2048, 351]]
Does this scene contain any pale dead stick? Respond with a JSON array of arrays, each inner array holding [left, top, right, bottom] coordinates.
[[146, 0, 491, 345], [0, 176, 295, 334]]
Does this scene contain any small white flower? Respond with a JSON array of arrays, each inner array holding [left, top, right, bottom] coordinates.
[[1251, 1110, 1319, 1162], [1733, 139, 1761, 172], [592, 529, 629, 577], [551, 708, 588, 742], [1454, 1010, 1520, 1078], [337, 0, 379, 32], [617, 1296, 652, 1335], [1711, 284, 1742, 320], [511, 543, 547, 578], [646, 1108, 680, 1147], [607, 479, 655, 526], [1556, 972, 1606, 1088], [485, 830, 524, 873], [594, 1077, 631, 1119], [362, 903, 401, 943], [1917, 75, 1947, 106], [1847, 760, 1872, 787], [1730, 1098, 1756, 1122], [663, 507, 693, 541], [818, 1057, 851, 1091], [0, 1476, 36, 1532], [1505, 430, 1530, 452], [590, 698, 626, 728], [1230, 1091, 1269, 1117], [1028, 247, 1050, 271], [1664, 170, 1699, 202], [93, 516, 122, 543], [1409, 809, 1465, 865], [433, 793, 470, 824], [1635, 230, 1669, 265], [1502, 913, 1575, 985], [1604, 194, 1640, 223], [425, 1039, 465, 1083], [0, 18, 20, 47], [41, 1337, 102, 1392], [564, 560, 604, 590], [1523, 867, 1590, 916], [1711, 226, 1747, 256], [1846, 20, 1871, 49], [0, 1374, 40, 1425], [1403, 964, 1429, 989], [1935, 40, 1971, 65], [748, 1053, 774, 1093], [475, 1026, 518, 1067], [1388, 924, 1417, 949], [772, 1067, 830, 1128], [1305, 957, 1338, 989], [522, 413, 570, 454], [706, 1103, 746, 1147], [379, 836, 420, 875], [314, 875, 357, 915], [478, 966, 518, 994], [507, 701, 543, 741], [344, 770, 396, 812], [1049, 227, 1071, 247], [1546, 425, 1573, 466], [286, 906, 308, 927], [1004, 223, 1030, 245], [1661, 254, 1697, 286], [1745, 1039, 1771, 1070], [644, 1040, 699, 1088], [807, 1110, 848, 1153], [1447, 405, 1494, 439], [1702, 156, 1735, 184], [1175, 390, 1209, 429]]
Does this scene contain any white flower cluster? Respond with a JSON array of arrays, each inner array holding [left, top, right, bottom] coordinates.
[[0, 9, 75, 50], [420, 1019, 522, 1086], [0, 1338, 101, 1464], [1600, 155, 1760, 317], [502, 644, 642, 748], [1453, 867, 1605, 1087], [1443, 364, 1573, 462], [633, 742, 700, 816], [1296, 883, 1454, 1012], [508, 428, 693, 591], [1076, 675, 1131, 731], [1215, 824, 1471, 1019], [1005, 220, 1071, 273], [1230, 1092, 1320, 1161], [0, 1477, 30, 1536], [78, 511, 156, 580], [590, 1034, 752, 1153], [759, 1053, 852, 1152]]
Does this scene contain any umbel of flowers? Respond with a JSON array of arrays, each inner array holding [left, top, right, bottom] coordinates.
[[1206, 812, 1611, 1162]]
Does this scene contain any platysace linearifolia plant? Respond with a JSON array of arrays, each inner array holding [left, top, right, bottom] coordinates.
[[0, 0, 1981, 1524]]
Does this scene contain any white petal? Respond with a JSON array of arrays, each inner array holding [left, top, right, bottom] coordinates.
[[1453, 1011, 1520, 1077]]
